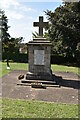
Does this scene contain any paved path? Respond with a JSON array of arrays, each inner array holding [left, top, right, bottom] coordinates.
[[2, 70, 79, 104]]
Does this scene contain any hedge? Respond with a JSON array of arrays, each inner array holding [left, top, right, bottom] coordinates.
[[2, 52, 78, 66], [2, 53, 28, 63]]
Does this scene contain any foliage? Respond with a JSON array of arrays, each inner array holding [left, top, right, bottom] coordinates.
[[0, 9, 24, 59], [32, 31, 48, 38], [0, 9, 10, 43], [3, 37, 24, 56], [2, 98, 78, 118], [32, 31, 39, 38], [32, 28, 48, 38], [45, 2, 80, 58], [2, 52, 28, 63]]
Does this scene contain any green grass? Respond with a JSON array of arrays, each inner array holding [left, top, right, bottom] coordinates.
[[0, 62, 79, 77], [2, 98, 78, 118], [51, 64, 79, 75], [0, 62, 28, 77]]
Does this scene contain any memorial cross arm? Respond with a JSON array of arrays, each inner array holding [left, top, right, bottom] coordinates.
[[33, 16, 48, 37]]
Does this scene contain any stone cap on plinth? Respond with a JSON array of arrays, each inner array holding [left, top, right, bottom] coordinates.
[[33, 37, 48, 41], [27, 37, 52, 46]]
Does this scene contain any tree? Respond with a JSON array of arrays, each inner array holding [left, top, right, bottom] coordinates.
[[45, 2, 80, 58], [0, 9, 10, 51], [3, 37, 24, 59], [0, 10, 24, 60]]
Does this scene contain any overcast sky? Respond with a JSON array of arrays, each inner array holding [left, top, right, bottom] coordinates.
[[0, 0, 62, 43]]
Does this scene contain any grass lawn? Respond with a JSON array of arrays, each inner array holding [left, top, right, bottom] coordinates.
[[51, 64, 79, 75], [0, 62, 79, 77], [0, 62, 28, 77], [2, 98, 78, 118]]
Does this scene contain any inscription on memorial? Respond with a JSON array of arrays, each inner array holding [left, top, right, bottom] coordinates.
[[34, 50, 44, 65]]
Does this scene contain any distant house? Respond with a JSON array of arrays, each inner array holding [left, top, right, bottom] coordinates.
[[19, 43, 27, 54]]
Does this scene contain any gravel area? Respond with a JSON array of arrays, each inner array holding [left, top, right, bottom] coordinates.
[[2, 70, 79, 104]]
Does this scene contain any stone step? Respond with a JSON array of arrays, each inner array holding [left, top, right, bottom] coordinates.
[[17, 82, 60, 87], [27, 75, 53, 81], [20, 79, 56, 85], [26, 72, 53, 81]]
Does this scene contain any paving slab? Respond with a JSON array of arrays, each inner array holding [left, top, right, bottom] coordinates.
[[2, 70, 79, 104]]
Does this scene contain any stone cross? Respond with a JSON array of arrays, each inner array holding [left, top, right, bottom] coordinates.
[[33, 16, 48, 37]]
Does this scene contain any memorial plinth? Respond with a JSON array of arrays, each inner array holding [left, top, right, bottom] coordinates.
[[27, 38, 52, 80], [27, 16, 53, 80]]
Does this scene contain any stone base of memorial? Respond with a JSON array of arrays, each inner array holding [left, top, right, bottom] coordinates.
[[26, 71, 53, 81], [27, 37, 53, 81]]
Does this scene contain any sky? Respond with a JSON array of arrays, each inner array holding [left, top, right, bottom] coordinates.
[[0, 0, 63, 43]]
